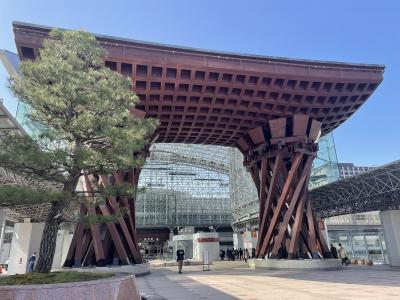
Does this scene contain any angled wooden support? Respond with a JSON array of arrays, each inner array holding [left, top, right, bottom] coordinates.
[[288, 188, 308, 258], [63, 204, 88, 267], [258, 152, 304, 256], [99, 174, 141, 263], [256, 153, 283, 257], [83, 176, 106, 265], [63, 155, 147, 267], [241, 115, 331, 260], [270, 156, 313, 257]]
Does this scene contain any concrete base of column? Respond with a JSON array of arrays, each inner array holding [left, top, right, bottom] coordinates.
[[380, 210, 400, 267], [248, 258, 342, 270]]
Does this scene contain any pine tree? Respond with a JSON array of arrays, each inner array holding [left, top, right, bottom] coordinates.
[[0, 29, 157, 273]]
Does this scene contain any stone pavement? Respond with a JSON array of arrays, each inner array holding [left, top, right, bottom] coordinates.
[[137, 261, 400, 300]]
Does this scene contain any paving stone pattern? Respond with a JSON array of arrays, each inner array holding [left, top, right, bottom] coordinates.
[[137, 261, 400, 300]]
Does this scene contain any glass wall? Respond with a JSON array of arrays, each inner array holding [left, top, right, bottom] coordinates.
[[0, 50, 45, 137], [228, 147, 259, 224], [136, 143, 231, 227], [0, 50, 19, 117], [309, 133, 340, 189], [327, 229, 388, 264]]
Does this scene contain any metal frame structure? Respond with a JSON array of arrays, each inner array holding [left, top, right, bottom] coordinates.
[[311, 160, 400, 218], [0, 102, 59, 222], [0, 166, 59, 222], [147, 143, 229, 175], [229, 147, 259, 226], [136, 143, 231, 228]]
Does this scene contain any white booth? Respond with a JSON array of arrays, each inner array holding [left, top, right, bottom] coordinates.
[[172, 231, 220, 262], [193, 232, 220, 262]]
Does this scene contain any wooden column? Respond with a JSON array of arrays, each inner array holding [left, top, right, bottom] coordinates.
[[64, 110, 154, 267], [239, 115, 332, 260], [64, 167, 144, 267]]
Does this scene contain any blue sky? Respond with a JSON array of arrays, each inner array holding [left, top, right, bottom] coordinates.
[[0, 0, 398, 166]]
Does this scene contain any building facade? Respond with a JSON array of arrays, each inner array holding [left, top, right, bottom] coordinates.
[[325, 212, 388, 263], [324, 164, 386, 263], [338, 163, 374, 179]]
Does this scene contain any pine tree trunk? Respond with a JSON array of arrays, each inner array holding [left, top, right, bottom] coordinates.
[[35, 177, 79, 273], [34, 200, 64, 273]]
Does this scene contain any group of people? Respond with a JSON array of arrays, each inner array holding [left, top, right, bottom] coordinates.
[[220, 248, 256, 262], [330, 243, 351, 266]]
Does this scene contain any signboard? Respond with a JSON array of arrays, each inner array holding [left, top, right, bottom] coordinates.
[[197, 237, 219, 243]]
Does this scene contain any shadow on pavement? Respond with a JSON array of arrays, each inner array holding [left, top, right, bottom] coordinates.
[[180, 261, 400, 287]]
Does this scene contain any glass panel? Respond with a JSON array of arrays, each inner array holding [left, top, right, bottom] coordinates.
[[327, 231, 353, 259], [137, 143, 231, 227], [365, 235, 383, 262], [352, 235, 368, 259], [310, 133, 340, 189]]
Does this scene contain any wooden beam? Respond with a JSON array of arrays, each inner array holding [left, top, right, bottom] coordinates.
[[258, 153, 303, 257], [256, 152, 283, 257], [269, 118, 286, 139], [270, 157, 311, 257], [287, 188, 308, 258], [83, 175, 106, 263], [258, 158, 268, 229], [306, 197, 319, 258]]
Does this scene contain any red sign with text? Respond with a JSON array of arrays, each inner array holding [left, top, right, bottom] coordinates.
[[197, 238, 219, 243]]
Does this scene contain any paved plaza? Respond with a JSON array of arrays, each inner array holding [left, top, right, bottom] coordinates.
[[137, 261, 400, 300]]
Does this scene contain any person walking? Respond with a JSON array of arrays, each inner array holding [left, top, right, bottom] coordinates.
[[28, 252, 36, 272], [330, 244, 338, 259], [239, 248, 243, 261], [176, 247, 185, 274], [338, 243, 349, 266], [244, 249, 250, 263]]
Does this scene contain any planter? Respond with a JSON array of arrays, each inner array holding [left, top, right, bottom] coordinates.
[[60, 262, 151, 277], [0, 273, 140, 300]]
